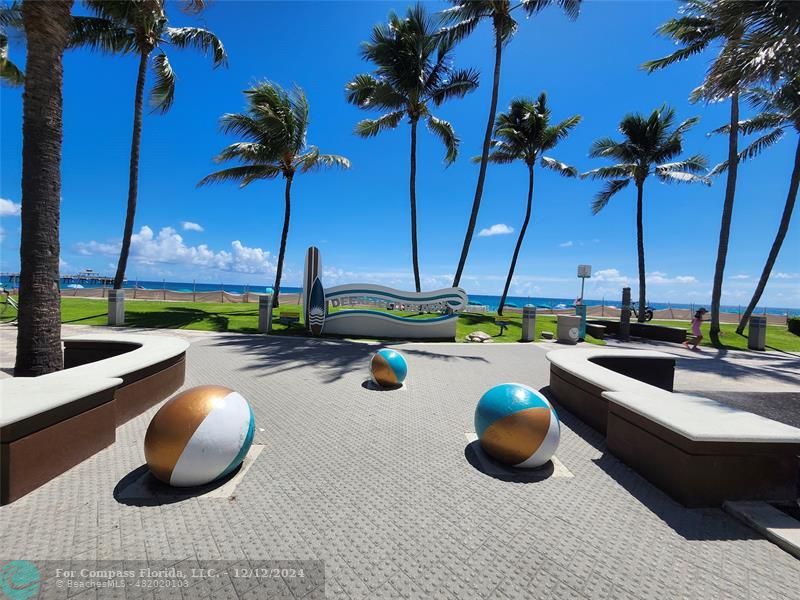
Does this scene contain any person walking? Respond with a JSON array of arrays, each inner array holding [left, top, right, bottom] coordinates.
[[683, 307, 708, 350]]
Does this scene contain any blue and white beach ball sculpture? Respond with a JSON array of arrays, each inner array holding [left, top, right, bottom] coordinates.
[[474, 383, 560, 468], [370, 348, 408, 388], [144, 385, 255, 487]]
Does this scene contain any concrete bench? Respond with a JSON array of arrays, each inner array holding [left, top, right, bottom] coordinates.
[[585, 323, 606, 340], [588, 319, 687, 343], [1, 333, 188, 505], [604, 391, 800, 507], [547, 348, 676, 433]]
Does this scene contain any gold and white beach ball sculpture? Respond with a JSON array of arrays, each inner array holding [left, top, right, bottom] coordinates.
[[144, 385, 255, 487]]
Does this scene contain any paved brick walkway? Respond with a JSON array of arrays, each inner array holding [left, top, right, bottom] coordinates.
[[1, 331, 799, 599]]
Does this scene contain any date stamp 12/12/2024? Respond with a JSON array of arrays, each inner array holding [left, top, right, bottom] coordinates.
[[0, 560, 325, 599]]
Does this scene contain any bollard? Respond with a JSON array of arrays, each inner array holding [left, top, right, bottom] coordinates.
[[521, 304, 536, 342], [747, 315, 766, 351], [556, 315, 582, 344], [108, 289, 125, 326], [575, 304, 587, 340], [258, 294, 273, 333], [620, 287, 631, 341]]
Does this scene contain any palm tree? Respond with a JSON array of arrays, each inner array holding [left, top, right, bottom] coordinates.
[[198, 82, 350, 308], [643, 0, 745, 342], [582, 107, 710, 322], [14, 0, 73, 376], [484, 93, 580, 315], [71, 0, 227, 289], [443, 0, 582, 287], [731, 78, 800, 333], [645, 0, 800, 341], [1, 2, 24, 86], [345, 4, 478, 292]]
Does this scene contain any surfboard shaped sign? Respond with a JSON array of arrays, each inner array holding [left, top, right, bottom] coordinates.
[[307, 277, 326, 336]]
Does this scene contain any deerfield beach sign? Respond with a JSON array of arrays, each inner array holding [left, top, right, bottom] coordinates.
[[301, 247, 468, 339]]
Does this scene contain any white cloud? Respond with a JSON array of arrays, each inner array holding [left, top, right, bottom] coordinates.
[[0, 198, 21, 217], [593, 268, 631, 284], [729, 274, 750, 280], [559, 241, 574, 248], [74, 225, 275, 275], [648, 271, 697, 285], [775, 272, 798, 280], [181, 221, 204, 232], [478, 223, 514, 237]]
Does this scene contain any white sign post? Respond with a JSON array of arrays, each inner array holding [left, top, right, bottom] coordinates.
[[577, 264, 592, 303]]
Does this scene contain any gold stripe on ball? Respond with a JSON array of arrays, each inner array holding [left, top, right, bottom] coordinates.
[[144, 385, 232, 483], [371, 354, 397, 387], [480, 407, 551, 465]]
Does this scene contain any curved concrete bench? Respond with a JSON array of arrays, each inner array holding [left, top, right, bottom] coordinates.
[[604, 391, 800, 507], [1, 334, 188, 505], [63, 333, 188, 424], [546, 348, 676, 433]]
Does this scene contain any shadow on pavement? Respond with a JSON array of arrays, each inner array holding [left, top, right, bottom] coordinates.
[[207, 334, 489, 384], [113, 464, 241, 506], [464, 441, 555, 483]]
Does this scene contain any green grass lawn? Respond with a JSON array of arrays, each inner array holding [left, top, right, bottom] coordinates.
[[649, 319, 800, 353], [2, 297, 797, 351]]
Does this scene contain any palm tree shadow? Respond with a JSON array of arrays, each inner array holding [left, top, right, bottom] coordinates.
[[207, 334, 488, 384], [113, 464, 242, 506], [125, 307, 230, 332]]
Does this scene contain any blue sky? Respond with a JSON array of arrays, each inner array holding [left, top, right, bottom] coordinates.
[[1, 0, 798, 307]]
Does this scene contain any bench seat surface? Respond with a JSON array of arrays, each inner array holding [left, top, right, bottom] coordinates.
[[547, 348, 675, 394], [63, 333, 189, 379], [0, 376, 122, 429], [604, 391, 800, 444]]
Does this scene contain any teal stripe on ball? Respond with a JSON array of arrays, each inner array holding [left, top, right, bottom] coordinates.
[[474, 383, 549, 438], [219, 404, 255, 479], [378, 349, 407, 383]]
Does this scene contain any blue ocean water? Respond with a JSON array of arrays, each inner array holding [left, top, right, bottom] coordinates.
[[2, 276, 795, 315]]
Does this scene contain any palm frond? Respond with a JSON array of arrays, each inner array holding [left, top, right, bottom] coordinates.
[[656, 154, 708, 174], [0, 1, 22, 28], [150, 53, 176, 114], [354, 111, 405, 138], [591, 179, 630, 215], [300, 151, 351, 173], [739, 128, 786, 161], [69, 16, 137, 54], [481, 150, 517, 164], [197, 165, 282, 188], [427, 115, 459, 165], [655, 170, 711, 185], [166, 26, 227, 67], [588, 137, 628, 160], [522, 0, 581, 21], [642, 42, 709, 72], [214, 142, 269, 164], [429, 68, 479, 106], [581, 164, 635, 181], [540, 156, 577, 177], [0, 32, 23, 86]]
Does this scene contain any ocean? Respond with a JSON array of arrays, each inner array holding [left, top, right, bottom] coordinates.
[[2, 276, 796, 316]]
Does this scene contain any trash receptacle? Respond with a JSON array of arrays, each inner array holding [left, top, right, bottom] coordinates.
[[748, 315, 767, 350], [522, 305, 536, 342], [575, 304, 587, 340], [557, 315, 582, 345]]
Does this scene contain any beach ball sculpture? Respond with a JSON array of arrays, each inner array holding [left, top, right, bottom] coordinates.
[[144, 385, 255, 487], [370, 349, 408, 388], [474, 383, 560, 468]]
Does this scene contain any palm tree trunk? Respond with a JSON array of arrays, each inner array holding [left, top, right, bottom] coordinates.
[[710, 93, 740, 342], [498, 165, 534, 316], [272, 175, 292, 309], [452, 26, 503, 287], [736, 136, 800, 334], [636, 180, 647, 323], [410, 116, 421, 292], [113, 50, 150, 289], [15, 0, 73, 377]]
